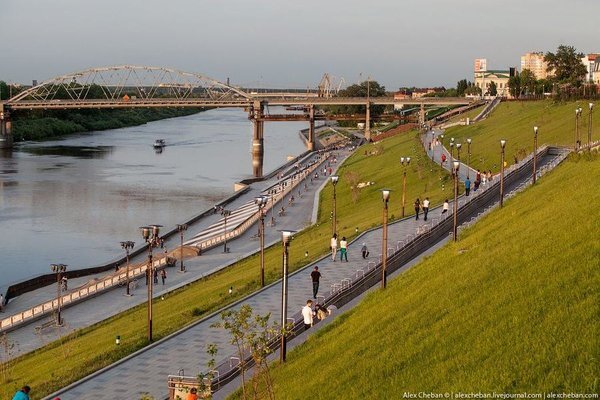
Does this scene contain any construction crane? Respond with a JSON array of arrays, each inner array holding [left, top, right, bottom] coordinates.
[[317, 73, 345, 98]]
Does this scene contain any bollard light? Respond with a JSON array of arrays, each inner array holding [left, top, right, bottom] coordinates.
[[116, 335, 121, 345]]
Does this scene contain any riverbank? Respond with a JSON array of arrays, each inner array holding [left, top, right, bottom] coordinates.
[[12, 107, 205, 141]]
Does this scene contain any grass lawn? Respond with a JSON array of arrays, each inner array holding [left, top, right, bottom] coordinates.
[[446, 104, 485, 124], [253, 153, 599, 399], [444, 100, 600, 173], [0, 130, 455, 399]]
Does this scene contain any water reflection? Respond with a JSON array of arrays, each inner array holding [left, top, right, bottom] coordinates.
[[23, 145, 115, 159]]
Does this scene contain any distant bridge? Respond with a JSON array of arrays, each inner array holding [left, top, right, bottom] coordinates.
[[0, 65, 473, 176]]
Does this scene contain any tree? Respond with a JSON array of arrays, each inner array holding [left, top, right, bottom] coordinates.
[[0, 81, 8, 100], [520, 69, 537, 95], [508, 75, 521, 98], [488, 81, 497, 96], [456, 79, 468, 96], [327, 80, 387, 124], [544, 45, 588, 87]]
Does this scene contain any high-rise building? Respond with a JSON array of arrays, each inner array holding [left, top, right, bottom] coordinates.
[[521, 52, 551, 80]]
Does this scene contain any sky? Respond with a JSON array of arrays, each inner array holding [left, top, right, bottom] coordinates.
[[1, 0, 598, 90]]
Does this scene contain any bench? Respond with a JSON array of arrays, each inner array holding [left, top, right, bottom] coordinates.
[[35, 319, 57, 333]]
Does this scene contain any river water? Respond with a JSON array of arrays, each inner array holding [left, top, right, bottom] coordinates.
[[0, 108, 306, 288]]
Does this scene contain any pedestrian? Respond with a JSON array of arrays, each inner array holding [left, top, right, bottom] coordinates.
[[187, 387, 198, 400], [12, 386, 31, 400], [315, 303, 329, 321], [339, 237, 348, 262], [311, 266, 321, 299], [414, 198, 421, 220], [160, 269, 167, 285], [0, 293, 4, 312], [474, 178, 480, 191], [361, 243, 369, 259], [330, 233, 338, 261], [441, 153, 446, 165], [302, 300, 314, 330], [465, 177, 471, 196], [422, 197, 430, 221], [442, 199, 449, 214], [476, 170, 481, 183], [153, 269, 158, 284]]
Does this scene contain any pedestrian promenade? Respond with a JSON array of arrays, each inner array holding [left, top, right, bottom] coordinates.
[[2, 149, 347, 357], [48, 138, 566, 399]]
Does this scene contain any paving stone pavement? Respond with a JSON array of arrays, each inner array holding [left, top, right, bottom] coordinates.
[[47, 132, 563, 399]]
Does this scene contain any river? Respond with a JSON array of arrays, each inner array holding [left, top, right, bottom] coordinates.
[[0, 108, 307, 288]]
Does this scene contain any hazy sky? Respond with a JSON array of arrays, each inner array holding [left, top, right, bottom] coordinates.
[[1, 0, 598, 90]]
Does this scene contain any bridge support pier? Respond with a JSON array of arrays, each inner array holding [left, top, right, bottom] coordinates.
[[251, 101, 265, 178], [365, 102, 371, 142], [307, 105, 315, 151], [0, 106, 13, 149], [419, 103, 425, 128]]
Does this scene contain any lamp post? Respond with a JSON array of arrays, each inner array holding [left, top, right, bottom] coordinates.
[[466, 138, 472, 179], [576, 107, 582, 151], [452, 161, 460, 241], [176, 224, 187, 272], [269, 192, 276, 226], [140, 224, 162, 343], [50, 263, 67, 326], [589, 103, 594, 150], [381, 189, 391, 289], [120, 241, 135, 295], [221, 209, 232, 253], [279, 229, 294, 363], [330, 175, 339, 236], [255, 196, 268, 287], [400, 157, 410, 217], [533, 126, 538, 184], [456, 143, 462, 162], [500, 139, 506, 208], [439, 134, 444, 167], [449, 142, 454, 161]]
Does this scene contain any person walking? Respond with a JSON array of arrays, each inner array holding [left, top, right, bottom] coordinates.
[[153, 269, 159, 284], [12, 386, 31, 400], [187, 387, 198, 400], [442, 199, 449, 214], [160, 269, 167, 285], [330, 233, 338, 262], [414, 198, 421, 220], [361, 243, 370, 259], [339, 237, 348, 262], [302, 300, 314, 331], [310, 266, 321, 299], [465, 177, 471, 196], [422, 197, 430, 221]]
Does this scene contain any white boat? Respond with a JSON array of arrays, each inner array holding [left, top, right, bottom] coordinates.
[[153, 139, 166, 148]]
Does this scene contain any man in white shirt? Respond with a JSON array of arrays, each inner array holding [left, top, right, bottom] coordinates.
[[422, 197, 430, 221], [302, 300, 314, 330], [442, 199, 449, 214]]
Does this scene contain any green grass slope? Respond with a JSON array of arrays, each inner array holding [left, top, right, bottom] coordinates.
[[261, 153, 600, 399], [445, 100, 600, 173]]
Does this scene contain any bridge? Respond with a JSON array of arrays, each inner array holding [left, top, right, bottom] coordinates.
[[0, 65, 473, 176]]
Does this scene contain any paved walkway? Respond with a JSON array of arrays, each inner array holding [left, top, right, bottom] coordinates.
[[48, 135, 564, 399], [3, 149, 348, 357]]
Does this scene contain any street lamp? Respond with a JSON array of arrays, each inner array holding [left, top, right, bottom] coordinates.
[[176, 224, 187, 272], [533, 126, 539, 184], [576, 107, 582, 151], [221, 209, 232, 253], [255, 196, 268, 287], [449, 142, 454, 161], [269, 191, 276, 226], [500, 139, 506, 208], [381, 189, 391, 289], [279, 229, 295, 363], [439, 134, 445, 167], [330, 175, 339, 236], [120, 241, 135, 296], [466, 138, 472, 179], [400, 157, 411, 217], [456, 143, 462, 162], [140, 224, 162, 343], [50, 263, 67, 326], [589, 103, 594, 150], [452, 161, 460, 242]]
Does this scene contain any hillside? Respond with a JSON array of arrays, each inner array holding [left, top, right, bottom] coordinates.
[[445, 100, 600, 173], [257, 153, 600, 398]]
